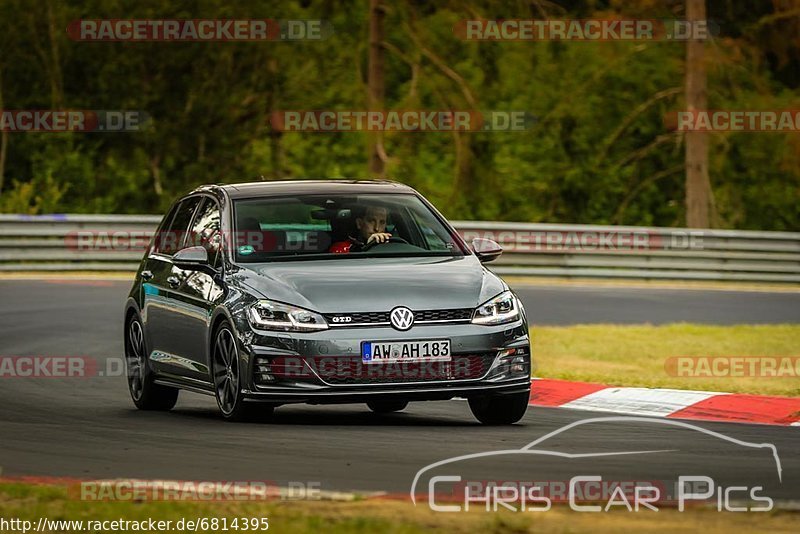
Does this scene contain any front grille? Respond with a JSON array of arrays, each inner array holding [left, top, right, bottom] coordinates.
[[323, 308, 472, 326], [416, 309, 473, 321], [282, 353, 496, 385]]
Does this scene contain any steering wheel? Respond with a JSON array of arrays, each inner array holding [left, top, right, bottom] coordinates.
[[361, 236, 410, 251]]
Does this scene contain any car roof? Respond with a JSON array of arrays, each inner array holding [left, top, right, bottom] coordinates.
[[191, 180, 417, 199]]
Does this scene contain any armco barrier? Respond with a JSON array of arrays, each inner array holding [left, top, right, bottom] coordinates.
[[0, 214, 798, 283], [453, 221, 800, 283], [0, 214, 160, 272]]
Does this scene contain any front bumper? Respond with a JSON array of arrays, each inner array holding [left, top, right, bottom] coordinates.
[[242, 378, 531, 404], [238, 319, 531, 404]]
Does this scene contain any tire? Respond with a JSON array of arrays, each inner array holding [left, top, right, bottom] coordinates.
[[367, 400, 408, 414], [468, 391, 529, 425], [211, 321, 273, 422], [125, 315, 179, 411]]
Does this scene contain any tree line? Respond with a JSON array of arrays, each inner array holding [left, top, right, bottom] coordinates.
[[0, 0, 797, 230]]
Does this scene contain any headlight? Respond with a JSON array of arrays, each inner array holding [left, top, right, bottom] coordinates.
[[472, 291, 520, 325], [248, 300, 328, 332]]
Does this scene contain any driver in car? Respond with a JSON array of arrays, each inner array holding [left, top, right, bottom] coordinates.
[[329, 205, 393, 253]]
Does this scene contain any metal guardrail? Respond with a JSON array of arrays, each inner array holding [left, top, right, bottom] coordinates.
[[454, 221, 800, 283], [0, 214, 160, 272], [1, 214, 799, 283]]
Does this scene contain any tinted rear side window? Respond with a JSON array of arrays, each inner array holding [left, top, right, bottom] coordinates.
[[156, 197, 201, 255], [151, 202, 180, 255]]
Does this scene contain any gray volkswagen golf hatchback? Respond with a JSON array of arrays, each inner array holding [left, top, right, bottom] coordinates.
[[124, 180, 531, 423]]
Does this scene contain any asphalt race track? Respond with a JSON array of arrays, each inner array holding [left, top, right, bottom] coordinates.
[[515, 284, 800, 325], [0, 279, 798, 502]]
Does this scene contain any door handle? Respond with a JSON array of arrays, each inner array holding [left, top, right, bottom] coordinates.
[[141, 270, 154, 281], [167, 276, 180, 288]]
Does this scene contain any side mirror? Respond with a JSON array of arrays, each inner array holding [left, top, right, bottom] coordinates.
[[173, 246, 211, 272], [472, 238, 503, 263]]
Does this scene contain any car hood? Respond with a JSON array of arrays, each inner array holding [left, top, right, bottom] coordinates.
[[234, 255, 506, 313]]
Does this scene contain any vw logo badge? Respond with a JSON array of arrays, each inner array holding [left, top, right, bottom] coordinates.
[[389, 306, 415, 331]]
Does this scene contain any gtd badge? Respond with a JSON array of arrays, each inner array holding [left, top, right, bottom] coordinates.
[[332, 316, 352, 323], [390, 307, 414, 331]]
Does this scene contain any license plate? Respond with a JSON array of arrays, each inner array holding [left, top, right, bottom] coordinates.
[[362, 340, 451, 363]]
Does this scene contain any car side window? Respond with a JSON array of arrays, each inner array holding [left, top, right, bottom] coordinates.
[[156, 197, 201, 255], [151, 202, 180, 255], [186, 198, 222, 269]]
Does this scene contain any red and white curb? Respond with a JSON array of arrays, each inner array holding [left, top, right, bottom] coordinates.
[[530, 378, 800, 426]]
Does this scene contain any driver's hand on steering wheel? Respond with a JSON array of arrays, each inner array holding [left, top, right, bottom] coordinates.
[[366, 232, 392, 245]]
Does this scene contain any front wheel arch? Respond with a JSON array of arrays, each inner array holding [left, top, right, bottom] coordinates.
[[208, 306, 250, 387]]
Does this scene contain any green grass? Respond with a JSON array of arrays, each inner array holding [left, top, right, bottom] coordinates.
[[531, 324, 800, 396], [1, 482, 798, 533]]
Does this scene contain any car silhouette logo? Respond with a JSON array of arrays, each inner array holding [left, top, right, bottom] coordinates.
[[409, 416, 784, 506], [390, 307, 414, 330]]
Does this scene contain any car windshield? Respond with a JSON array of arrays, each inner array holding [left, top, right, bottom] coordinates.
[[232, 193, 465, 262]]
